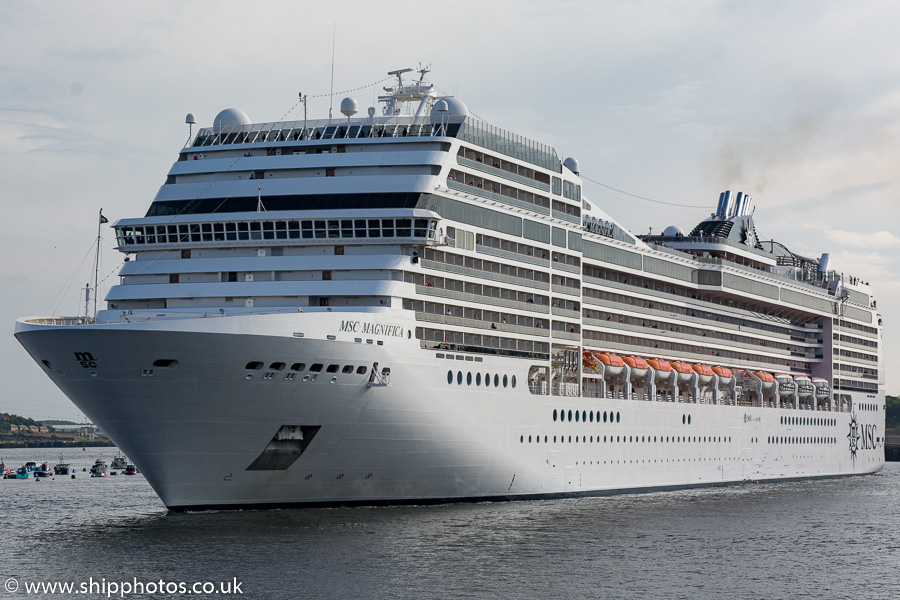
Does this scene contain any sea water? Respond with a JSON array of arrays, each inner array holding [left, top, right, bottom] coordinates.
[[1, 447, 897, 599]]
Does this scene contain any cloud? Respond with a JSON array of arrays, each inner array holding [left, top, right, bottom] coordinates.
[[823, 229, 900, 249]]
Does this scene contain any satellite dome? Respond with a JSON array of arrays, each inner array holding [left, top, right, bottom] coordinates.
[[663, 225, 685, 237], [563, 157, 580, 174], [340, 97, 358, 117], [430, 97, 468, 123], [213, 108, 251, 134]]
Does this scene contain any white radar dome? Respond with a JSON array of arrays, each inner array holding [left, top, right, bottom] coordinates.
[[430, 97, 468, 123], [213, 108, 251, 134], [340, 97, 359, 117], [663, 225, 685, 236], [563, 157, 580, 174]]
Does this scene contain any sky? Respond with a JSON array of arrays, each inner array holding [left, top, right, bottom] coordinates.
[[2, 0, 898, 421]]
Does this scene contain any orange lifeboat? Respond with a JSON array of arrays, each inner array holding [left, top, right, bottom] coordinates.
[[595, 353, 625, 377], [647, 358, 673, 384], [623, 356, 649, 369], [671, 361, 694, 382], [712, 366, 732, 378], [647, 358, 671, 372], [691, 363, 714, 383], [582, 352, 599, 371], [595, 353, 625, 367], [752, 371, 774, 383]]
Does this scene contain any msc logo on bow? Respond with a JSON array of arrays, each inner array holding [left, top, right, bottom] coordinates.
[[74, 351, 97, 368]]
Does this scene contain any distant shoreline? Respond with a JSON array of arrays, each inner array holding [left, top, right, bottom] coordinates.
[[0, 440, 113, 449]]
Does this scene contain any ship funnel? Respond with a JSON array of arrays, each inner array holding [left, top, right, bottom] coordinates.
[[818, 253, 831, 273], [722, 191, 733, 218], [716, 192, 727, 217], [733, 192, 743, 217]]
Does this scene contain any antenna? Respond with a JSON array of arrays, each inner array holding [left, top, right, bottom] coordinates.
[[329, 23, 336, 119]]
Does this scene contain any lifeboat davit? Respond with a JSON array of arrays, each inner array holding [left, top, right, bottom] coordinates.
[[595, 353, 625, 376], [774, 373, 795, 396], [671, 361, 694, 383], [582, 351, 599, 372], [812, 377, 831, 398], [794, 375, 814, 398], [691, 363, 715, 384]]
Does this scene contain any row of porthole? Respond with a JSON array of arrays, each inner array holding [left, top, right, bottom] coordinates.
[[781, 416, 836, 427], [247, 361, 368, 376], [554, 409, 621, 424], [447, 370, 516, 388], [858, 403, 878, 412], [769, 437, 836, 445], [521, 434, 734, 444]]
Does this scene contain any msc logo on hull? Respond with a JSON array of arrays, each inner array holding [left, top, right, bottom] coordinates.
[[74, 351, 97, 368]]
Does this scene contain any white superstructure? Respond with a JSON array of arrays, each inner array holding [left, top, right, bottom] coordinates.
[[15, 68, 885, 511]]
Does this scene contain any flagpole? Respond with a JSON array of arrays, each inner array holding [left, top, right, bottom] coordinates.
[[93, 209, 106, 320]]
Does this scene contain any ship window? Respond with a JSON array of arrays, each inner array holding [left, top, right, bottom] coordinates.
[[326, 364, 339, 373], [553, 409, 558, 422], [269, 362, 286, 371], [301, 221, 313, 239], [603, 411, 608, 423], [356, 366, 368, 375], [153, 359, 178, 368], [476, 373, 482, 386], [447, 370, 453, 384], [567, 410, 572, 422], [290, 363, 306, 372], [342, 365, 354, 374], [616, 412, 621, 423], [466, 372, 472, 385], [397, 219, 412, 237], [355, 219, 367, 237], [414, 218, 429, 238], [327, 220, 340, 238], [246, 361, 264, 370], [503, 374, 508, 388], [457, 371, 463, 385], [382, 219, 394, 237], [512, 375, 516, 388], [582, 410, 586, 422], [368, 219, 381, 238], [494, 374, 499, 387], [310, 364, 323, 372]]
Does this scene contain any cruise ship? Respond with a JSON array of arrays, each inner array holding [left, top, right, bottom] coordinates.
[[15, 68, 885, 511]]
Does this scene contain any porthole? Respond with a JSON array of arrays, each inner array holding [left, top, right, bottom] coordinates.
[[246, 361, 264, 370], [494, 374, 499, 387], [476, 373, 482, 386], [457, 371, 463, 385], [310, 364, 323, 372], [326, 364, 339, 373], [511, 375, 516, 388], [447, 370, 453, 384], [568, 410, 572, 422], [575, 411, 580, 423], [603, 411, 608, 423], [553, 409, 558, 422], [682, 415, 686, 425], [270, 362, 286, 371], [616, 412, 620, 423], [687, 415, 691, 425], [290, 363, 306, 372], [342, 365, 354, 374], [356, 366, 368, 375], [467, 372, 472, 386], [589, 412, 594, 423], [554, 436, 557, 443], [485, 373, 491, 387], [154, 359, 179, 368], [503, 374, 508, 388], [529, 435, 532, 443], [41, 360, 53, 369]]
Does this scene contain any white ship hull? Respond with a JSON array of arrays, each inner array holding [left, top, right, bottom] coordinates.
[[15, 310, 884, 511]]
